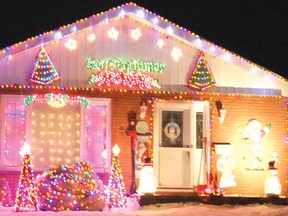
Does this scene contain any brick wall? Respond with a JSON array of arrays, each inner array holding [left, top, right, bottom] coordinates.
[[109, 93, 287, 197], [210, 94, 287, 196], [0, 92, 287, 198]]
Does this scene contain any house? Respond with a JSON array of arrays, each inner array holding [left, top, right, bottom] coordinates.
[[0, 2, 287, 199]]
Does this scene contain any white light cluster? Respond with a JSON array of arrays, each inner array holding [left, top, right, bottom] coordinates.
[[31, 112, 80, 166]]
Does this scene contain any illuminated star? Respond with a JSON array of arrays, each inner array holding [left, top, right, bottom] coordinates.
[[107, 27, 119, 40], [65, 38, 77, 51], [19, 143, 31, 158], [131, 28, 142, 41], [171, 47, 183, 61], [112, 144, 120, 156], [157, 39, 164, 48], [87, 33, 96, 42]]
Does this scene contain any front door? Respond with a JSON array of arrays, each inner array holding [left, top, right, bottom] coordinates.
[[154, 101, 210, 190]]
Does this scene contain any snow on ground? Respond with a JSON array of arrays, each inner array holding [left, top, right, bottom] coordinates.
[[0, 202, 287, 216]]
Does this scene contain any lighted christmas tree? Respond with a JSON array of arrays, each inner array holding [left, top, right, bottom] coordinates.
[[188, 51, 216, 91], [30, 46, 60, 85], [107, 144, 127, 209], [14, 143, 38, 212], [36, 161, 105, 211], [0, 178, 12, 207]]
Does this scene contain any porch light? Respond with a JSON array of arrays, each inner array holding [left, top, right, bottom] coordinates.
[[140, 102, 147, 119], [219, 106, 227, 124], [112, 144, 120, 156]]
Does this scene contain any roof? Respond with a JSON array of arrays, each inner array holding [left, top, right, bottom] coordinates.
[[0, 2, 287, 96]]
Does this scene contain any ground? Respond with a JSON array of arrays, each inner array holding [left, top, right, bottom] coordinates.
[[0, 202, 287, 216]]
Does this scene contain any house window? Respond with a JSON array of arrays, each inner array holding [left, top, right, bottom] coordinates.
[[0, 95, 111, 172], [1, 96, 27, 167], [82, 99, 111, 172], [196, 112, 203, 149]]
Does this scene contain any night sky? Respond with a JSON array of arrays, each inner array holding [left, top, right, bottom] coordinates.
[[0, 0, 287, 79]]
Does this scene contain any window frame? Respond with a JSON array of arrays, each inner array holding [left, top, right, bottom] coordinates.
[[0, 95, 111, 173]]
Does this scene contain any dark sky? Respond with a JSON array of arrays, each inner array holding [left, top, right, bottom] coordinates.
[[0, 0, 287, 79]]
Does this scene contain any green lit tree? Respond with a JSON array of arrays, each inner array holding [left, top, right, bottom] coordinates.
[[188, 51, 216, 91]]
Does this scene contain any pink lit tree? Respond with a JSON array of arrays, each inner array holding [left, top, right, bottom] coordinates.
[[107, 144, 127, 209], [14, 143, 38, 212]]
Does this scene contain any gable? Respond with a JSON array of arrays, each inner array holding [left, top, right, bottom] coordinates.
[[0, 3, 287, 96]]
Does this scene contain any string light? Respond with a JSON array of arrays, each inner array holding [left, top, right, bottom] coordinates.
[[37, 162, 105, 211], [30, 46, 60, 85], [0, 2, 285, 83], [24, 93, 90, 107], [107, 145, 127, 209], [86, 58, 164, 74], [46, 93, 69, 108], [188, 51, 216, 91], [0, 178, 12, 207], [88, 70, 161, 90], [14, 145, 38, 212]]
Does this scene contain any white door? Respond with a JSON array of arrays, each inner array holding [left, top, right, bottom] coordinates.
[[154, 101, 209, 190]]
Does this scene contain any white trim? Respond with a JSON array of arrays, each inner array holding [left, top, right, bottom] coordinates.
[[0, 95, 112, 173], [153, 100, 210, 190]]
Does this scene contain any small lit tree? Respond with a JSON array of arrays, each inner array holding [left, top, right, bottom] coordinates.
[[14, 143, 38, 212], [30, 46, 60, 85], [188, 51, 216, 91], [107, 144, 127, 209]]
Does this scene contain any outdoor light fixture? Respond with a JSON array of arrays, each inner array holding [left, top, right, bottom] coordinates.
[[140, 101, 147, 119], [216, 100, 227, 124], [219, 106, 227, 124]]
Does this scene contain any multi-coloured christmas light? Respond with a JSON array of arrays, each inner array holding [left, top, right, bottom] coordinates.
[[0, 178, 12, 207], [37, 161, 105, 211], [86, 58, 164, 74], [24, 94, 90, 107], [88, 70, 161, 90], [188, 51, 216, 91], [30, 46, 60, 85], [107, 144, 127, 209], [14, 143, 38, 212]]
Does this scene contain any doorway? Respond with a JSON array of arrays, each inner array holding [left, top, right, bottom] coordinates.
[[153, 101, 210, 190]]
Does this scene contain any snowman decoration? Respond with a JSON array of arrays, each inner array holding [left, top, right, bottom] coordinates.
[[264, 158, 281, 196], [216, 145, 236, 188], [239, 119, 271, 169]]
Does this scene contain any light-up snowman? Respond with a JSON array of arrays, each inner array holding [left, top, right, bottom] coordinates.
[[215, 145, 236, 188]]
